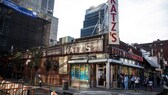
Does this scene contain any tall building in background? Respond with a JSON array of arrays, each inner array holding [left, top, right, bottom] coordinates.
[[81, 3, 108, 37], [0, 0, 50, 55], [49, 17, 58, 46], [10, 0, 54, 16], [10, 0, 58, 46]]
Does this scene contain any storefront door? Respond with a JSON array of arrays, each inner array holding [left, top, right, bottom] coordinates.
[[97, 64, 106, 87]]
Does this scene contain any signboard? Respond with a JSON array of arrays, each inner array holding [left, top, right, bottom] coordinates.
[[59, 56, 68, 74], [46, 47, 62, 56], [63, 39, 103, 54], [2, 0, 37, 17], [111, 47, 143, 62], [108, 0, 119, 45], [46, 39, 103, 56], [109, 31, 119, 44]]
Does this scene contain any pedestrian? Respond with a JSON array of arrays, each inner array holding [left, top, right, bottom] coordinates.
[[134, 75, 140, 91], [39, 79, 42, 87], [118, 73, 124, 88], [156, 76, 160, 87], [143, 76, 148, 91], [130, 75, 135, 90], [38, 74, 42, 87], [51, 90, 58, 95], [148, 77, 153, 91], [124, 74, 129, 90]]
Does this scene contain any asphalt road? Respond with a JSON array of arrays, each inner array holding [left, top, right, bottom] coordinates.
[[32, 86, 162, 95]]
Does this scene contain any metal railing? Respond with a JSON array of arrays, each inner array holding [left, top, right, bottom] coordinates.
[[0, 80, 31, 95]]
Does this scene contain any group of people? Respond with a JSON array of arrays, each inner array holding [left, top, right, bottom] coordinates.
[[118, 73, 154, 91]]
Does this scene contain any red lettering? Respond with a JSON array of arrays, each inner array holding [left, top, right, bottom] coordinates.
[[110, 0, 116, 4], [111, 13, 116, 21], [110, 5, 116, 12], [111, 22, 116, 31], [110, 32, 117, 42]]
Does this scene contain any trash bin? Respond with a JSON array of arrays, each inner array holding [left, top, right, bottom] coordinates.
[[62, 79, 68, 90]]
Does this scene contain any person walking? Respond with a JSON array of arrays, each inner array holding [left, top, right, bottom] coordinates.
[[130, 75, 135, 90], [118, 73, 124, 88], [156, 76, 160, 87], [124, 74, 129, 90], [134, 75, 140, 91], [143, 76, 148, 91], [148, 77, 153, 91]]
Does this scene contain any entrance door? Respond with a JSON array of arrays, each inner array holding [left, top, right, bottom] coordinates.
[[97, 64, 106, 87]]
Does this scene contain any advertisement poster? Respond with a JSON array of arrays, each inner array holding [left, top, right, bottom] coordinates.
[[59, 56, 68, 74]]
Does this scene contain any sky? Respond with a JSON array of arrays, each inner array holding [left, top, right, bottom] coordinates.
[[53, 0, 168, 44]]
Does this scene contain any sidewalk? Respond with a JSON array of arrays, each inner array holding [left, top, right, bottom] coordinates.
[[32, 85, 163, 95]]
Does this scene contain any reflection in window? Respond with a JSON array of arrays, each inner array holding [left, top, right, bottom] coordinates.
[[71, 64, 89, 80]]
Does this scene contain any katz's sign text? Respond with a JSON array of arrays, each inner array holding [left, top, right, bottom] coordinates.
[[108, 0, 119, 45]]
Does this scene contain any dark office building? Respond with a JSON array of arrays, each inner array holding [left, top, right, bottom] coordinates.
[[81, 3, 107, 37], [41, 0, 55, 15], [4, 0, 58, 46], [0, 2, 50, 55]]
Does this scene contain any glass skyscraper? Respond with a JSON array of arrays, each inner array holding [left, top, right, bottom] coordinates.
[[81, 3, 108, 37]]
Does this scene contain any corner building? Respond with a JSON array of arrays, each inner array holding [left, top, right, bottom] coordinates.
[[37, 34, 144, 89], [134, 39, 168, 75]]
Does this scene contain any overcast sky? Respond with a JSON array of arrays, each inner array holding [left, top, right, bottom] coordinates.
[[53, 0, 168, 44]]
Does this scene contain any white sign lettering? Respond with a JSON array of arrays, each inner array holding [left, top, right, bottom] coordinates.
[[108, 0, 119, 44], [109, 31, 119, 44], [64, 40, 103, 54]]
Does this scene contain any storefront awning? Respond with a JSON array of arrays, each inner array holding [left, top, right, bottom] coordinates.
[[144, 57, 159, 68], [68, 59, 88, 63], [122, 62, 144, 69], [88, 59, 107, 63], [109, 59, 122, 64], [68, 59, 144, 69], [109, 59, 144, 69]]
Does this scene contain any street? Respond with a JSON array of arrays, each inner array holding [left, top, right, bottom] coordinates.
[[32, 86, 162, 95]]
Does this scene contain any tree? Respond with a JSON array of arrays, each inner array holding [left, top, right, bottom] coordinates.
[[11, 51, 23, 78], [28, 47, 43, 85]]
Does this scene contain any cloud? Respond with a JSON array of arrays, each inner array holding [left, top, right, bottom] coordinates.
[[54, 0, 106, 39], [119, 0, 168, 43], [54, 0, 168, 43]]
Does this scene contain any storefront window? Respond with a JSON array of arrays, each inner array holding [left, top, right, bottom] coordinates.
[[129, 68, 135, 75], [121, 66, 128, 75], [85, 64, 89, 80], [113, 65, 119, 81], [71, 64, 89, 87], [75, 64, 80, 79], [80, 64, 85, 80], [71, 64, 75, 79]]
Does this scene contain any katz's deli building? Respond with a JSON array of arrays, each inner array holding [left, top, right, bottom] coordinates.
[[32, 34, 144, 89]]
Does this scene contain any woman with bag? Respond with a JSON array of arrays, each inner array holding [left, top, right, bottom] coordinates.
[[134, 75, 140, 91]]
